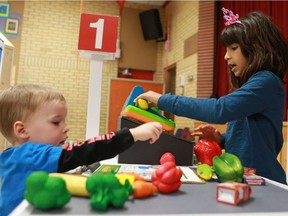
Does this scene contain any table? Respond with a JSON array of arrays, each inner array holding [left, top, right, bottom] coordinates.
[[10, 177, 288, 216]]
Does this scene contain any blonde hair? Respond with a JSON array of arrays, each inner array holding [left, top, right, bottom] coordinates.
[[0, 84, 66, 141]]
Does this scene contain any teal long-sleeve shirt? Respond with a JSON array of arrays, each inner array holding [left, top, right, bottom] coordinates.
[[158, 71, 287, 184]]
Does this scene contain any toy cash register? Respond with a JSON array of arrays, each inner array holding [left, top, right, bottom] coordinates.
[[121, 86, 175, 132]]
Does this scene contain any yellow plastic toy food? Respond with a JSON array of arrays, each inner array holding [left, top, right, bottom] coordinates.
[[196, 164, 213, 180], [49, 173, 89, 197], [137, 98, 149, 110]]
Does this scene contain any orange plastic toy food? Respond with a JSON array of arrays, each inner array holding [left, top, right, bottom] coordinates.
[[133, 181, 158, 198]]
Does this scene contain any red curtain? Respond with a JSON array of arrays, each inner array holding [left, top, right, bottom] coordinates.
[[215, 1, 288, 120], [117, 0, 125, 15]]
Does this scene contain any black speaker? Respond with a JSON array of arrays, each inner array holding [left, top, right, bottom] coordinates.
[[139, 9, 164, 41]]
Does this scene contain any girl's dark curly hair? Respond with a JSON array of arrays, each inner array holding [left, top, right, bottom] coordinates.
[[221, 11, 288, 89]]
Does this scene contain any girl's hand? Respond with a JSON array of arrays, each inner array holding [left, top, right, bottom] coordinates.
[[191, 124, 223, 144], [134, 91, 162, 108], [129, 122, 163, 144]]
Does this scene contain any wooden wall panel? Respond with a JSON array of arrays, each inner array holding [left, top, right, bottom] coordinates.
[[197, 1, 215, 98]]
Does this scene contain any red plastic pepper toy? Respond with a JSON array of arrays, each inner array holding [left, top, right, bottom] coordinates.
[[152, 153, 182, 193], [194, 139, 222, 166], [159, 152, 176, 164]]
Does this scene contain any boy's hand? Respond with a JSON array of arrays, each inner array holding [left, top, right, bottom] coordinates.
[[191, 124, 223, 144], [129, 122, 163, 144]]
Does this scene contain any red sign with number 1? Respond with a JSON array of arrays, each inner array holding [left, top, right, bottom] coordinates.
[[78, 13, 118, 53]]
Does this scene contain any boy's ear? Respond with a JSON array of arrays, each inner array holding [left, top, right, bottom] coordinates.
[[13, 121, 29, 139]]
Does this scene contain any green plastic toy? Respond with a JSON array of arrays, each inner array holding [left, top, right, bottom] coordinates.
[[86, 173, 133, 211], [213, 152, 244, 183], [24, 171, 71, 211]]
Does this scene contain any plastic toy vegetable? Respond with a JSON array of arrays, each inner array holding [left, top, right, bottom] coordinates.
[[116, 173, 158, 198], [152, 161, 182, 193], [121, 172, 146, 182], [197, 164, 213, 180], [213, 152, 244, 183], [133, 180, 158, 198], [49, 173, 89, 197], [24, 171, 71, 211], [194, 139, 222, 165], [137, 98, 149, 110], [160, 152, 176, 164], [115, 173, 135, 186], [86, 173, 132, 211]]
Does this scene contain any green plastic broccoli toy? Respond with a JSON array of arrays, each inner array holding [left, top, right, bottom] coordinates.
[[24, 171, 71, 210], [86, 173, 133, 211]]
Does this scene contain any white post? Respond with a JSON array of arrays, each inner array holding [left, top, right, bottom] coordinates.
[[85, 55, 103, 139]]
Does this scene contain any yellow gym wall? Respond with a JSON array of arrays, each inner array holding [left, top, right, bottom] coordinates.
[[17, 0, 120, 142], [164, 1, 199, 130]]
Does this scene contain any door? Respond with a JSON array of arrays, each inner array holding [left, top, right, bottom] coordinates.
[[108, 78, 164, 132]]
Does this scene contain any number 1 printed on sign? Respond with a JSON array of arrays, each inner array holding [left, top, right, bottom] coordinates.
[[90, 18, 104, 49], [78, 14, 118, 53]]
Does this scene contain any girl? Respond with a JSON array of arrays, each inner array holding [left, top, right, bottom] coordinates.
[[135, 9, 288, 185]]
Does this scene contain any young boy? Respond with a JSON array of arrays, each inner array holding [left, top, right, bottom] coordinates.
[[0, 84, 163, 216]]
